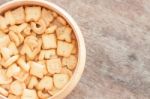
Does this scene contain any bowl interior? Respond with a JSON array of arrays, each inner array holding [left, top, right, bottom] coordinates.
[[0, 0, 86, 99]]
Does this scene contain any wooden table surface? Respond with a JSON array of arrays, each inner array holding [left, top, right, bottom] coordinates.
[[1, 0, 150, 99]]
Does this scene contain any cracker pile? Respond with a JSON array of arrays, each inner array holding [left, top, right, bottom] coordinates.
[[0, 6, 77, 99]]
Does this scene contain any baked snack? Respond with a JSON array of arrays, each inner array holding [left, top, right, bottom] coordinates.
[[0, 5, 78, 98]]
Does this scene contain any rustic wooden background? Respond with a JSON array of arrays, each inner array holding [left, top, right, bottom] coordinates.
[[1, 0, 150, 99]]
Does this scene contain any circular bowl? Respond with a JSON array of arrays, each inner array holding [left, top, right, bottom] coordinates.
[[0, 0, 86, 99]]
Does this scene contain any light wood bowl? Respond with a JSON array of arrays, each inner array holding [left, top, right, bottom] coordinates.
[[0, 0, 86, 99]]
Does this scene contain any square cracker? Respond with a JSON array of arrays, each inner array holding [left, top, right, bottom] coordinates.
[[46, 58, 62, 74], [42, 34, 57, 49], [25, 6, 41, 22], [57, 41, 73, 57], [56, 26, 72, 42], [21, 89, 37, 99], [11, 7, 25, 24], [30, 62, 45, 78]]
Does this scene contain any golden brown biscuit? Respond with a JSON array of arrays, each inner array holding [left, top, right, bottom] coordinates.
[[13, 70, 29, 82], [2, 55, 19, 68], [21, 89, 38, 99], [10, 80, 25, 95], [37, 76, 53, 90], [31, 19, 46, 34], [11, 7, 25, 24], [25, 6, 41, 22], [56, 26, 72, 42], [41, 8, 54, 26], [6, 64, 20, 78], [4, 11, 15, 26], [45, 25, 57, 34], [57, 41, 73, 57], [1, 47, 12, 60], [62, 55, 77, 70], [28, 76, 38, 89], [42, 34, 57, 49], [30, 61, 45, 78], [53, 73, 69, 89], [0, 69, 12, 84], [46, 58, 62, 74], [0, 34, 10, 48]]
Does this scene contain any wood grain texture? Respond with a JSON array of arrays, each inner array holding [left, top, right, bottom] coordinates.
[[1, 0, 150, 99]]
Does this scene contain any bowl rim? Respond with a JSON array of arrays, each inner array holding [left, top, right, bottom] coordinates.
[[0, 0, 86, 99]]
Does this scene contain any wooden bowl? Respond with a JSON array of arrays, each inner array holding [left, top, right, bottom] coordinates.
[[0, 0, 86, 99]]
